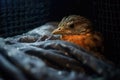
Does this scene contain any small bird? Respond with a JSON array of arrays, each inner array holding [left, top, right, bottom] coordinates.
[[52, 15, 104, 59]]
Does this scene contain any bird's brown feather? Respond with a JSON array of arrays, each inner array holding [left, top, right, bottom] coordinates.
[[52, 15, 104, 59]]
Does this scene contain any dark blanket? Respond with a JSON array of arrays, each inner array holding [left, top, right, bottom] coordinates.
[[0, 22, 120, 80]]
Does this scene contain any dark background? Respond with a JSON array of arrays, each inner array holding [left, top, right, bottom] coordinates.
[[0, 0, 120, 67]]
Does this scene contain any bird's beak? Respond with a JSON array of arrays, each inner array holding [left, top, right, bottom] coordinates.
[[52, 29, 58, 34], [52, 27, 64, 34], [52, 27, 72, 35]]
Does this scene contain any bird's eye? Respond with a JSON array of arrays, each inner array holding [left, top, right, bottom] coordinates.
[[69, 24, 74, 28]]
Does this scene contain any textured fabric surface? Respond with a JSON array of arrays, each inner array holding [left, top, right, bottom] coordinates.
[[0, 23, 120, 80]]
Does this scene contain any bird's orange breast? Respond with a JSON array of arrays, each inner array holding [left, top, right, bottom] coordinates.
[[61, 34, 86, 48], [61, 33, 103, 53]]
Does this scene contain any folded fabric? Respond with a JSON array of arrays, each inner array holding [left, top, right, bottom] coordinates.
[[0, 23, 120, 80]]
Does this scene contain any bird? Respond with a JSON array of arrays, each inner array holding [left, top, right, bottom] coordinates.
[[52, 15, 105, 59]]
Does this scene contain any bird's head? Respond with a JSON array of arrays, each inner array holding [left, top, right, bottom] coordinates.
[[52, 15, 93, 35]]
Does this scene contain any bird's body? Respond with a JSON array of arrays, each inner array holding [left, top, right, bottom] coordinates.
[[52, 15, 104, 59]]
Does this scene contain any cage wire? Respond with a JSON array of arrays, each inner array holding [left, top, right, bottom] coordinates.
[[92, 0, 120, 66], [0, 0, 51, 37]]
